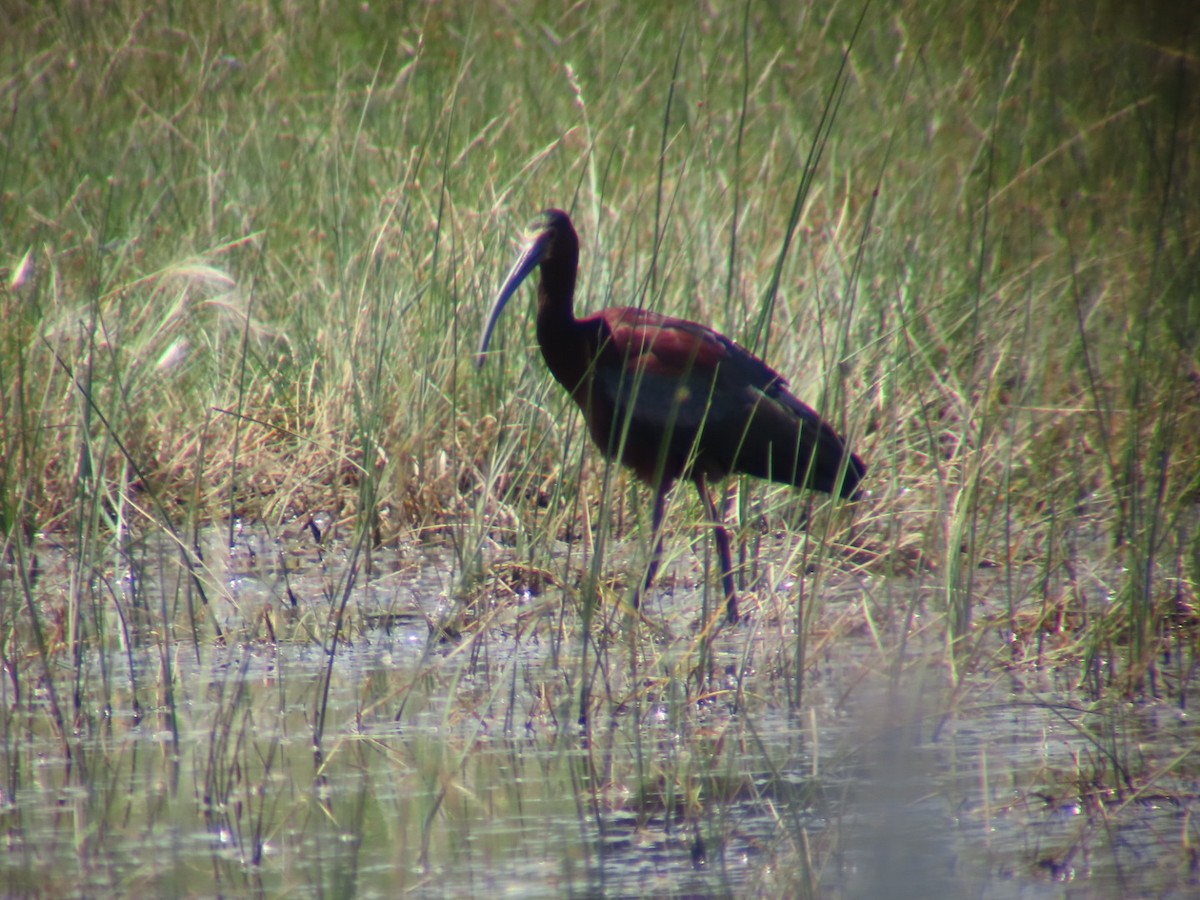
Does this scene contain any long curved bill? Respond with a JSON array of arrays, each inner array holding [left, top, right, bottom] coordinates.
[[475, 228, 551, 368]]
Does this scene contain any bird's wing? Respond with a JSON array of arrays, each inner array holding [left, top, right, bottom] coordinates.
[[590, 308, 788, 429], [601, 305, 791, 385], [602, 308, 731, 373], [591, 308, 863, 494]]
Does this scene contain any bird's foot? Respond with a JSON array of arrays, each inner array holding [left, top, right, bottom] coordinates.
[[722, 594, 756, 627]]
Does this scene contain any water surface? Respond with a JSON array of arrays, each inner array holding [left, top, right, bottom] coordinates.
[[2, 524, 1196, 897]]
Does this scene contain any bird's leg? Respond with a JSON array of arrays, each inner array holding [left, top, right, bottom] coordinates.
[[635, 483, 669, 609], [695, 475, 739, 623]]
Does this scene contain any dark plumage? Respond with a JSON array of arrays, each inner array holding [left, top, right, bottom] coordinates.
[[478, 209, 865, 622]]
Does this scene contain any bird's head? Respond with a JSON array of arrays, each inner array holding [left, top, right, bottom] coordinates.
[[476, 209, 578, 367]]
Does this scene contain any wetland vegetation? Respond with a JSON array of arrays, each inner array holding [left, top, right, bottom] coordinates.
[[2, 1, 1198, 896]]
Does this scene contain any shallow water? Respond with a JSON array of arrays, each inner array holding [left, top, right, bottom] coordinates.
[[3, 523, 1197, 897]]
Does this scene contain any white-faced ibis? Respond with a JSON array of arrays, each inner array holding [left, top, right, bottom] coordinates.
[[477, 209, 865, 622]]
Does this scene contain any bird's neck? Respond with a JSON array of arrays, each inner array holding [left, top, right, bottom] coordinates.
[[534, 260, 577, 344], [535, 268, 589, 392]]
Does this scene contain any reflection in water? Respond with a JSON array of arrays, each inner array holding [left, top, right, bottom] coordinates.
[[2, 528, 1195, 897]]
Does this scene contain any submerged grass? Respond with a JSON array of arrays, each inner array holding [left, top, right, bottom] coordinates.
[[2, 0, 1198, 895]]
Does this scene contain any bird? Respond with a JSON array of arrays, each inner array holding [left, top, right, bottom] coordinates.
[[476, 209, 865, 623]]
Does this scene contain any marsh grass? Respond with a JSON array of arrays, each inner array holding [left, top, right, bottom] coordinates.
[[2, 0, 1198, 894]]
